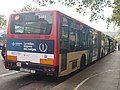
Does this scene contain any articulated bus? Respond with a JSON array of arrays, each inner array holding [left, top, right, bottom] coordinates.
[[4, 11, 116, 77]]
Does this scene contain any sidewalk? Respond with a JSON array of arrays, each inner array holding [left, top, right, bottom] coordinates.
[[51, 51, 120, 90], [77, 51, 120, 90]]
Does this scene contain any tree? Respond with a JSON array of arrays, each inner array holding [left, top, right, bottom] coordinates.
[[14, 4, 40, 13], [33, 0, 120, 28], [0, 15, 7, 29], [111, 0, 120, 28], [33, 0, 113, 20]]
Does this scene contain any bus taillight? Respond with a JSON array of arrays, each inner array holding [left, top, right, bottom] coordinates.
[[7, 55, 17, 61], [40, 58, 54, 65]]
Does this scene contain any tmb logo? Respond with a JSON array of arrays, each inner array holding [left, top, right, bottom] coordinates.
[[39, 43, 48, 52]]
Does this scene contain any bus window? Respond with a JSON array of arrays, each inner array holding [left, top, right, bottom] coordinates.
[[75, 23, 81, 50], [87, 29, 93, 49], [81, 27, 88, 50], [10, 12, 53, 34], [60, 17, 69, 52], [69, 21, 77, 52], [92, 31, 98, 47]]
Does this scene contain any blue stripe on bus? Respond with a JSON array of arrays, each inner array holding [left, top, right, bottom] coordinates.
[[7, 38, 54, 54]]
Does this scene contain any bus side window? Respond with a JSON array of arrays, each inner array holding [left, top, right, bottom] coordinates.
[[74, 23, 80, 51], [87, 29, 93, 48], [60, 17, 69, 52], [69, 29, 76, 51], [69, 21, 77, 52], [81, 29, 87, 50], [92, 31, 98, 47]]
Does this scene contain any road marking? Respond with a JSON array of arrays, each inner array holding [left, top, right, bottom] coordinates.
[[0, 71, 19, 78], [73, 77, 89, 90], [73, 69, 120, 90]]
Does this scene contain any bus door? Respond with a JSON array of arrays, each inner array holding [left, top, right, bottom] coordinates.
[[59, 16, 69, 72]]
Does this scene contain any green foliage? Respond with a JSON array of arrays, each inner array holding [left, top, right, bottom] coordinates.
[[33, 0, 55, 6], [111, 0, 120, 27], [29, 0, 120, 42], [33, 0, 120, 29], [33, 0, 112, 21], [14, 4, 40, 13], [0, 15, 7, 28]]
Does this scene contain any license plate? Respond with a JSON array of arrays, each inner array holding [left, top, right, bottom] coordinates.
[[20, 68, 36, 73]]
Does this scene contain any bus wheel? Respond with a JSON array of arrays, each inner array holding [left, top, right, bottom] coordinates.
[[80, 54, 86, 70]]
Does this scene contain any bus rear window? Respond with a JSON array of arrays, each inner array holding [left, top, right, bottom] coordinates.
[[10, 12, 53, 34]]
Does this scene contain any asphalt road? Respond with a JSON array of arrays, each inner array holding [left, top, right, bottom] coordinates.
[[0, 51, 119, 90], [0, 50, 14, 75]]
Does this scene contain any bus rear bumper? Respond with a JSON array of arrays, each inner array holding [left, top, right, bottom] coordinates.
[[4, 60, 58, 77]]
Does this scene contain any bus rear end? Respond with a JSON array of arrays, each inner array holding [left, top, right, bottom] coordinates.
[[5, 11, 59, 76]]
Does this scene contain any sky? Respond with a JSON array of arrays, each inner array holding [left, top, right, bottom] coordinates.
[[0, 0, 117, 32]]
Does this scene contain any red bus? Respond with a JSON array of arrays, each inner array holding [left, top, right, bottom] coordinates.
[[4, 11, 116, 77]]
